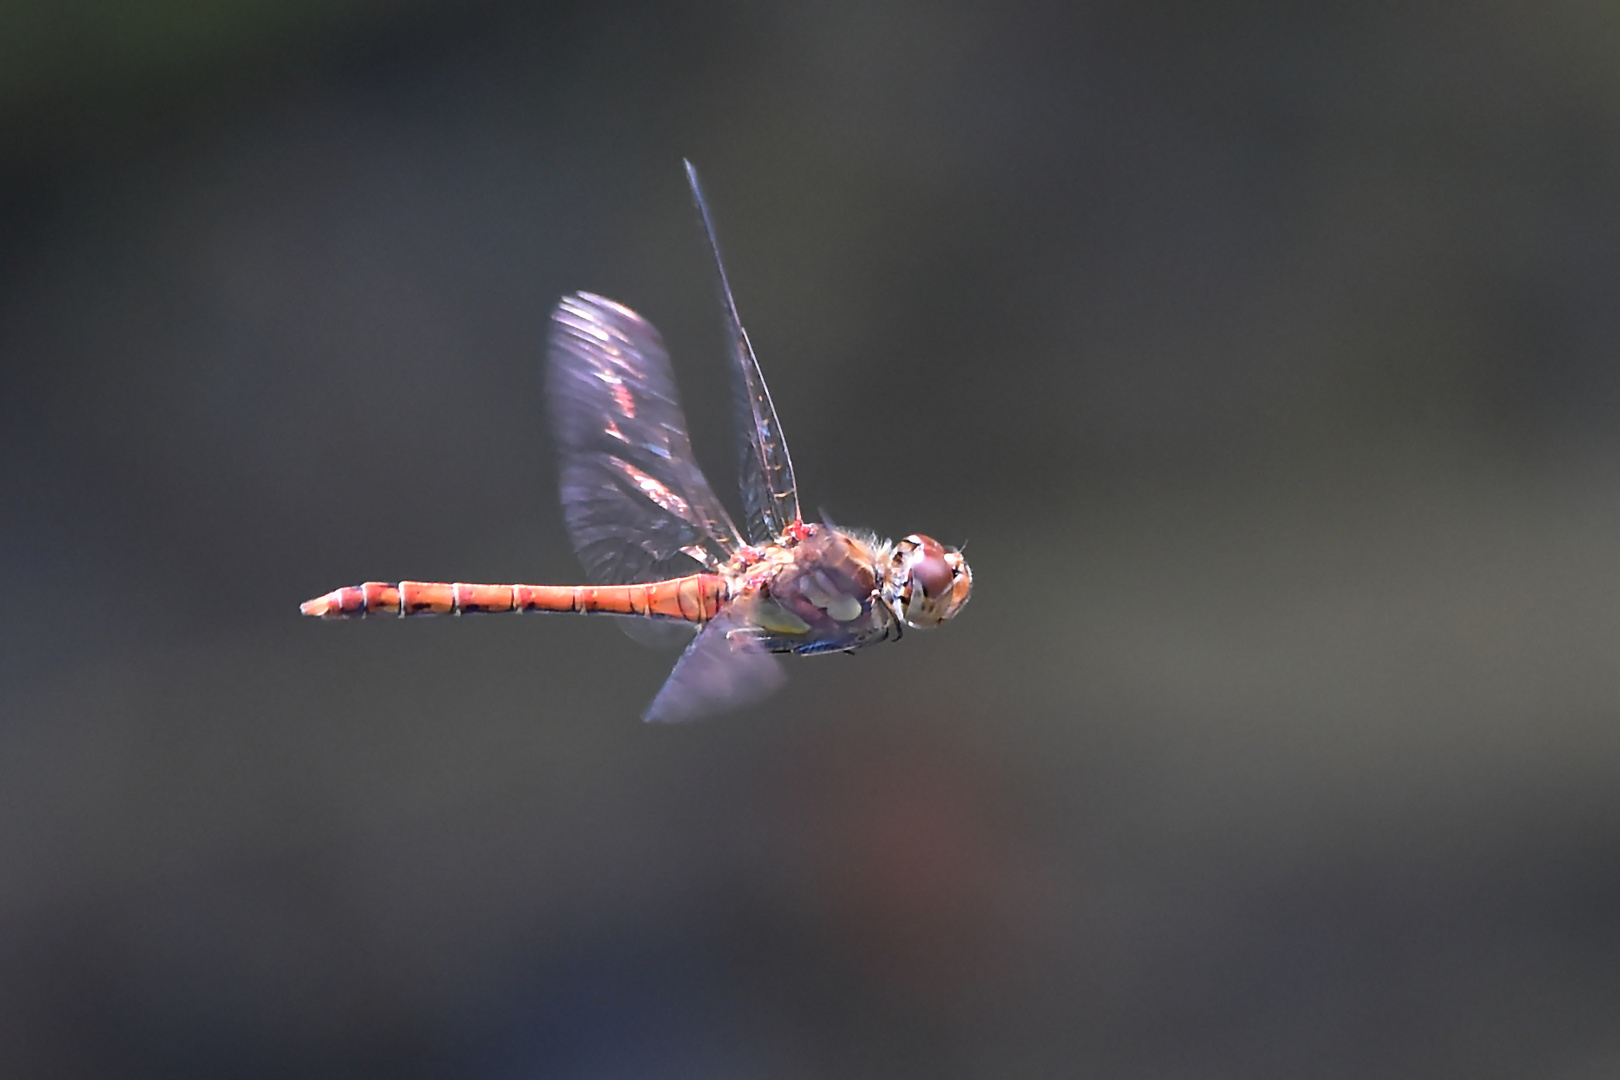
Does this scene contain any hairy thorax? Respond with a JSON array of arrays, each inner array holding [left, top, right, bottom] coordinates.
[[724, 524, 896, 654]]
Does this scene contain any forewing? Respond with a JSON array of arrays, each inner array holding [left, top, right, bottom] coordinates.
[[548, 292, 743, 584], [643, 608, 786, 723], [684, 161, 802, 545]]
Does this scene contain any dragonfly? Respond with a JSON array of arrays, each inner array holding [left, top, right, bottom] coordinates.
[[301, 162, 972, 721]]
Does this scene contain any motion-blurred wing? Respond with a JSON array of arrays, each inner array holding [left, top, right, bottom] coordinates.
[[548, 293, 743, 585], [684, 161, 802, 545], [643, 608, 786, 722]]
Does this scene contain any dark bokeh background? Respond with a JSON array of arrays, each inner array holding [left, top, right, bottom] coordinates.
[[4, 1, 1620, 1076]]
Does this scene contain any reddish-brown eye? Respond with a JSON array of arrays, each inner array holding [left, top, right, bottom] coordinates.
[[908, 534, 954, 599]]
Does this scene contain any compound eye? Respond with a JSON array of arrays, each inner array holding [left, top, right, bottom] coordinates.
[[907, 534, 954, 600]]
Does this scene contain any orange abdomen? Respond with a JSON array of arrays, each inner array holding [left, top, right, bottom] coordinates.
[[300, 576, 726, 623]]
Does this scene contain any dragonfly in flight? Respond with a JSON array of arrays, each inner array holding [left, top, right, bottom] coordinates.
[[302, 162, 972, 721]]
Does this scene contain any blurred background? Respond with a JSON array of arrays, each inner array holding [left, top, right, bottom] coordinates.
[[3, 1, 1619, 1076]]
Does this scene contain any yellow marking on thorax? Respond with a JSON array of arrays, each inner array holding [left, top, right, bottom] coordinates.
[[821, 594, 862, 622], [753, 600, 812, 635]]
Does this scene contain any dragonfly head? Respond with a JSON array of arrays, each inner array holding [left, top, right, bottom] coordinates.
[[891, 533, 972, 629]]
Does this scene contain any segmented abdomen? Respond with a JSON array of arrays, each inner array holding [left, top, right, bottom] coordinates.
[[300, 576, 726, 622]]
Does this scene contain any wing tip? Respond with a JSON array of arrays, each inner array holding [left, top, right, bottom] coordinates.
[[555, 291, 651, 337]]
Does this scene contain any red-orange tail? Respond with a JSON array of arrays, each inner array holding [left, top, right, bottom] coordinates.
[[300, 576, 726, 622]]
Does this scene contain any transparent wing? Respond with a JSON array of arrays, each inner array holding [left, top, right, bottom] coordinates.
[[547, 292, 743, 585], [619, 618, 698, 652], [684, 161, 802, 545], [643, 607, 786, 723]]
